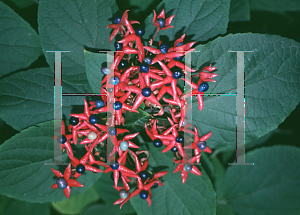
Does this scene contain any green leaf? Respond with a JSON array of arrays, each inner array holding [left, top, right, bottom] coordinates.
[[0, 67, 89, 131], [0, 1, 42, 77], [38, 0, 118, 84], [143, 0, 230, 43], [52, 184, 100, 215], [0, 121, 102, 203], [9, 0, 36, 8], [229, 0, 250, 22], [124, 108, 150, 126], [0, 195, 50, 215], [81, 203, 127, 215], [189, 33, 300, 150], [217, 145, 300, 215], [249, 0, 300, 12], [130, 145, 216, 215], [216, 204, 237, 215]]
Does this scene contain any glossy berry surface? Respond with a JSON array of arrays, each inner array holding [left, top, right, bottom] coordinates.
[[172, 70, 183, 79], [110, 162, 119, 170], [175, 135, 184, 143], [139, 190, 148, 199], [198, 82, 209, 92], [139, 171, 148, 180], [107, 88, 114, 93], [158, 18, 165, 28], [114, 42, 123, 50], [88, 131, 97, 140], [160, 44, 169, 54], [95, 100, 105, 108], [76, 164, 85, 174], [119, 60, 127, 68], [109, 76, 119, 85], [143, 57, 152, 65], [111, 171, 122, 181], [120, 141, 129, 151], [140, 63, 149, 73], [142, 87, 151, 97], [183, 164, 193, 172], [69, 117, 79, 126], [114, 101, 122, 110], [108, 127, 117, 135], [153, 139, 163, 148], [171, 146, 178, 152], [119, 190, 128, 199], [173, 56, 183, 61], [57, 135, 67, 144], [197, 141, 207, 150], [101, 67, 111, 75], [136, 28, 145, 36], [151, 183, 158, 189], [112, 15, 122, 24], [89, 115, 97, 124], [56, 177, 67, 189]]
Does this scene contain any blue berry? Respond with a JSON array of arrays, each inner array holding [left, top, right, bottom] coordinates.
[[57, 135, 67, 144], [101, 67, 111, 75], [110, 171, 122, 181], [114, 42, 123, 50], [171, 146, 178, 152], [176, 42, 184, 47], [183, 164, 193, 172], [143, 57, 152, 65], [142, 87, 151, 97], [151, 183, 158, 189], [139, 190, 148, 199], [172, 70, 183, 79], [165, 83, 171, 86], [119, 190, 128, 199], [119, 60, 127, 68], [110, 162, 119, 170], [158, 18, 165, 28], [136, 28, 145, 36], [198, 82, 209, 92], [95, 100, 105, 108], [175, 135, 184, 143], [112, 15, 122, 24], [76, 164, 85, 174], [173, 56, 183, 61], [108, 127, 117, 135], [89, 115, 97, 124], [139, 171, 148, 180], [69, 117, 79, 126], [153, 139, 163, 148], [160, 44, 169, 54], [107, 88, 114, 93], [56, 177, 67, 189], [120, 141, 129, 151], [197, 141, 207, 150], [140, 63, 149, 73], [114, 101, 122, 110], [109, 76, 119, 85]]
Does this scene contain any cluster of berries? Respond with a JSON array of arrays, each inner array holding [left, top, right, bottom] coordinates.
[[51, 9, 217, 209]]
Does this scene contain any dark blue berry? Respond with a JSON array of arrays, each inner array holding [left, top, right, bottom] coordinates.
[[57, 135, 67, 144], [140, 63, 149, 73], [101, 67, 111, 75], [110, 162, 119, 170], [139, 190, 148, 199], [112, 15, 122, 24], [197, 141, 207, 150], [136, 28, 145, 36], [110, 171, 122, 181], [175, 135, 184, 143], [108, 127, 117, 135], [56, 177, 67, 189], [151, 183, 158, 189], [165, 83, 171, 86], [158, 18, 165, 28], [142, 87, 151, 97], [173, 56, 183, 61], [95, 100, 105, 109], [109, 76, 119, 85], [107, 88, 114, 93], [119, 60, 127, 68], [172, 70, 183, 79], [76, 164, 85, 174], [171, 146, 178, 152], [89, 115, 97, 124], [160, 44, 169, 54], [143, 57, 152, 65], [114, 101, 122, 110], [69, 117, 79, 126], [139, 171, 148, 180], [176, 42, 184, 47], [153, 139, 163, 148], [183, 164, 193, 172], [114, 42, 123, 50], [198, 82, 209, 92]]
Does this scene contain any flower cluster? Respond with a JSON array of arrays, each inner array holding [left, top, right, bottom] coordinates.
[[51, 9, 217, 209]]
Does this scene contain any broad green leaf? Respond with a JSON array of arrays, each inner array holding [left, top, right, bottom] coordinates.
[[9, 0, 36, 8], [0, 2, 42, 77], [38, 0, 118, 84], [217, 145, 300, 215], [124, 108, 150, 126], [0, 121, 102, 203], [130, 145, 216, 215], [229, 0, 250, 22], [143, 0, 230, 43], [81, 203, 127, 215], [52, 184, 100, 215], [189, 33, 300, 150], [0, 195, 50, 215], [217, 204, 237, 215], [249, 0, 300, 12], [0, 67, 88, 131]]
